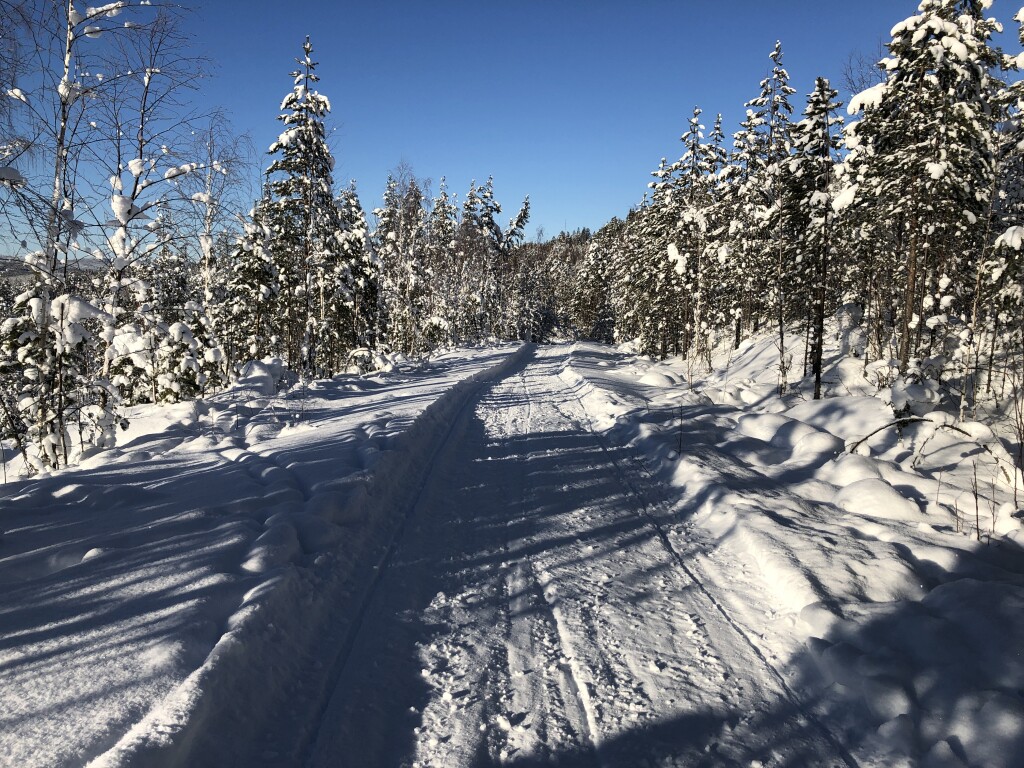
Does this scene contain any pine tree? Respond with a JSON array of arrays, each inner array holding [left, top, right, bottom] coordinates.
[[263, 36, 342, 375], [971, 8, 1024, 404], [842, 0, 1001, 372], [572, 222, 617, 342], [784, 77, 844, 399], [424, 178, 460, 347], [614, 185, 683, 358], [747, 41, 796, 390], [225, 199, 278, 365], [475, 177, 505, 339], [0, 260, 116, 470], [497, 195, 531, 340], [107, 206, 193, 405], [698, 113, 732, 352], [375, 175, 430, 355], [666, 107, 722, 364], [337, 181, 378, 354], [454, 180, 492, 342]]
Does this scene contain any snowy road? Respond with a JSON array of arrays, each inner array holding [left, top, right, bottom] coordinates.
[[302, 345, 849, 768], [5, 341, 1020, 767]]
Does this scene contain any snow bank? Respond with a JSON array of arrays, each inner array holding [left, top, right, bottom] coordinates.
[[0, 344, 525, 768], [86, 343, 530, 767], [559, 339, 1024, 768]]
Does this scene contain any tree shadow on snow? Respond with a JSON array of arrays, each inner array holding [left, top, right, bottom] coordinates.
[[298, 349, 865, 768]]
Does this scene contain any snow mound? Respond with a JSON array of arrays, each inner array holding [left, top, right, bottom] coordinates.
[[832, 478, 924, 522], [233, 358, 289, 396], [638, 367, 684, 387], [561, 339, 1024, 768]]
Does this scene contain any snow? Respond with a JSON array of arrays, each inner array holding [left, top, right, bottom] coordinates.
[[996, 224, 1024, 250], [832, 477, 925, 521], [85, 3, 126, 19], [0, 165, 27, 185], [848, 82, 887, 115], [603, 326, 1023, 767], [831, 182, 858, 212], [57, 78, 84, 104], [926, 160, 947, 179], [667, 242, 683, 275], [941, 36, 971, 62], [110, 194, 133, 224], [0, 345, 521, 767], [1, 335, 1021, 767]]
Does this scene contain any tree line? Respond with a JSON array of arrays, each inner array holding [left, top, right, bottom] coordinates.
[[3, 0, 1021, 473], [568, 0, 1024, 420], [0, 5, 554, 472]]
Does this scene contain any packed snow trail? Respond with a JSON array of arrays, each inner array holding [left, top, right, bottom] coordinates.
[[4, 342, 1022, 767], [305, 345, 849, 767], [0, 346, 525, 768]]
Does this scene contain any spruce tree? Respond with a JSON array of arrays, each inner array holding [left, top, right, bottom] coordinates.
[[454, 181, 490, 342], [784, 77, 844, 399], [424, 178, 461, 347], [337, 182, 378, 354], [375, 175, 430, 355], [263, 36, 342, 375], [497, 195, 531, 340], [842, 0, 1001, 371], [225, 200, 278, 365], [748, 41, 796, 390], [573, 221, 619, 342], [665, 107, 722, 364]]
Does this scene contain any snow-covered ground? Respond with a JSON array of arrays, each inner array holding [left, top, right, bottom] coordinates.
[[0, 345, 524, 767], [568, 336, 1024, 768], [2, 337, 1023, 767]]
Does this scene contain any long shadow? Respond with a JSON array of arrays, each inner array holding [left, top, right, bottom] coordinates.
[[0, 354, 525, 765], [498, 704, 848, 768], [591, 379, 1024, 766], [300, 352, 855, 768], [775, 538, 1024, 766]]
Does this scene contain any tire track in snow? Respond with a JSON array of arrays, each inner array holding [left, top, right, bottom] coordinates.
[[531, 566, 604, 763], [506, 356, 721, 765], [555, 348, 859, 768], [297, 344, 855, 767], [497, 369, 603, 766], [301, 347, 533, 767], [500, 558, 598, 764]]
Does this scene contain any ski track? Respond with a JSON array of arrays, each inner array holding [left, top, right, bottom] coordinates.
[[303, 345, 852, 768]]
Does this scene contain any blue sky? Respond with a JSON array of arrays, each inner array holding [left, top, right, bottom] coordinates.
[[184, 1, 1023, 239]]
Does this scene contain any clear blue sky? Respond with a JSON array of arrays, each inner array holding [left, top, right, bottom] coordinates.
[[183, 1, 1023, 239]]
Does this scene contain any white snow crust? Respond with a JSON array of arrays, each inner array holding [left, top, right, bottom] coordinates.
[[1, 331, 1021, 768]]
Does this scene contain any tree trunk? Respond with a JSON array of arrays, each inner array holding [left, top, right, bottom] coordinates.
[[899, 225, 918, 370]]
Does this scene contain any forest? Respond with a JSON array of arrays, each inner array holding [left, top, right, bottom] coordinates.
[[3, 4, 1024, 767], [1, 0, 1022, 475]]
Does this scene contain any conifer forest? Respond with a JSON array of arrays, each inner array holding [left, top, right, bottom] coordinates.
[[3, 3, 1024, 768], [0, 1, 1022, 471]]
